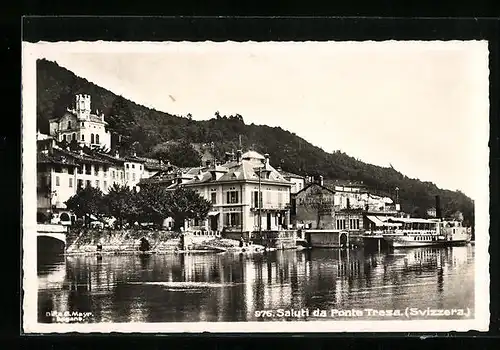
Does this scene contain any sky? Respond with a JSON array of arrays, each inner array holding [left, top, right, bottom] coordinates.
[[30, 41, 489, 200]]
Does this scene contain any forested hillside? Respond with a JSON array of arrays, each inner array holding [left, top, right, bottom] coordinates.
[[36, 59, 475, 224]]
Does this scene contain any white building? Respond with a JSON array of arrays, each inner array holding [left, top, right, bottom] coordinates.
[[49, 94, 112, 150], [36, 134, 175, 221]]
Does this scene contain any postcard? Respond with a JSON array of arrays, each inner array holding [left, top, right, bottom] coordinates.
[[22, 40, 490, 333]]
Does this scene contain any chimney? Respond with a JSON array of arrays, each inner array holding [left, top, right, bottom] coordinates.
[[435, 195, 442, 219], [264, 153, 269, 164], [115, 150, 120, 159], [319, 175, 324, 186], [133, 151, 137, 157], [236, 149, 242, 163]]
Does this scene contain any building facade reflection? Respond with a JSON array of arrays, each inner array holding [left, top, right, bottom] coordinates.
[[37, 245, 475, 323]]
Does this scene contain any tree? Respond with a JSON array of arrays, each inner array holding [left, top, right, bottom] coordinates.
[[135, 184, 171, 228], [150, 140, 202, 167], [107, 95, 135, 134], [166, 187, 212, 231], [103, 184, 137, 229], [65, 186, 105, 227]]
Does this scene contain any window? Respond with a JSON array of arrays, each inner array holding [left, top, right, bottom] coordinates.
[[336, 219, 346, 230], [112, 170, 115, 179], [81, 122, 84, 127], [132, 164, 135, 169], [78, 166, 83, 174], [211, 192, 217, 204], [81, 134, 85, 141], [226, 190, 239, 204], [121, 172, 124, 179], [77, 179, 83, 189], [63, 134, 67, 142], [85, 165, 91, 175], [69, 178, 73, 188], [96, 134, 100, 144], [126, 164, 129, 169], [139, 165, 142, 170], [224, 212, 241, 227], [252, 191, 263, 207], [104, 181, 107, 190], [72, 133, 76, 141], [55, 176, 60, 186], [96, 180, 100, 188], [132, 173, 136, 181], [86, 180, 91, 188], [349, 219, 359, 230], [67, 121, 71, 130], [94, 166, 98, 176], [126, 173, 129, 180], [91, 134, 95, 144]]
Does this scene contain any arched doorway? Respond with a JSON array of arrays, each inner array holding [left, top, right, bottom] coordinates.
[[339, 232, 348, 248], [139, 237, 151, 252]]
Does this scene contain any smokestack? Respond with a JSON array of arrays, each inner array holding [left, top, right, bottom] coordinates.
[[435, 195, 442, 219], [236, 149, 242, 163]]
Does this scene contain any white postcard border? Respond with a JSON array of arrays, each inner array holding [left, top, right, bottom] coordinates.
[[22, 41, 490, 333]]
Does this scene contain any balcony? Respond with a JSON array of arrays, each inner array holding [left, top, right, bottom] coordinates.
[[251, 203, 290, 211]]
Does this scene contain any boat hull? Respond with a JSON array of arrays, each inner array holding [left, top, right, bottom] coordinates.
[[383, 235, 471, 248]]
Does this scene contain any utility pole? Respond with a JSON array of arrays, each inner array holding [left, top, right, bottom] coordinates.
[[258, 165, 262, 242]]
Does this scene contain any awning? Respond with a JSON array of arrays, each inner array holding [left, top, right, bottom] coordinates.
[[208, 211, 220, 216], [365, 215, 385, 227]]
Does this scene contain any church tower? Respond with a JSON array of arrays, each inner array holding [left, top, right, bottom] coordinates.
[[75, 94, 91, 120]]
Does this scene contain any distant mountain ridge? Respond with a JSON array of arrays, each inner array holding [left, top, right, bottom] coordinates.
[[36, 58, 474, 224]]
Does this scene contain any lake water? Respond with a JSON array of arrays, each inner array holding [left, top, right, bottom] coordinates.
[[37, 245, 475, 323]]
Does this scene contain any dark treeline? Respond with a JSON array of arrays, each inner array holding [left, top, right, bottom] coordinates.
[[36, 59, 474, 225]]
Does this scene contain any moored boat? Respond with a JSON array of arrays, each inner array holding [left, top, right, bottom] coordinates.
[[381, 217, 471, 248]]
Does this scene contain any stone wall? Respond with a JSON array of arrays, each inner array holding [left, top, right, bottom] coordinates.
[[66, 229, 182, 253]]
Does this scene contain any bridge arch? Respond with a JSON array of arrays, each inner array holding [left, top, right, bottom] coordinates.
[[37, 232, 66, 245], [37, 235, 66, 258]]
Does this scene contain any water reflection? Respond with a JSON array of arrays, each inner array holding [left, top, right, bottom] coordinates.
[[38, 245, 475, 323]]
